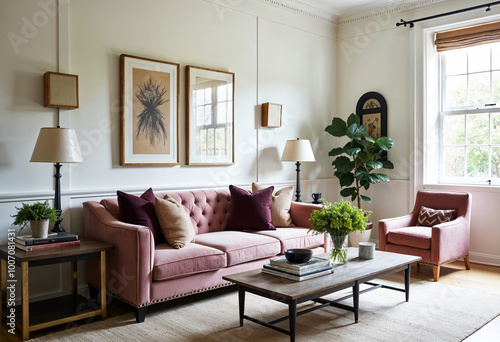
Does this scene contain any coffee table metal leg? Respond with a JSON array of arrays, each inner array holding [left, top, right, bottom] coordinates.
[[289, 299, 297, 342], [353, 281, 359, 323], [405, 264, 411, 302], [238, 286, 245, 326]]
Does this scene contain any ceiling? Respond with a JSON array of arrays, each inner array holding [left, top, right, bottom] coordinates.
[[297, 0, 425, 17]]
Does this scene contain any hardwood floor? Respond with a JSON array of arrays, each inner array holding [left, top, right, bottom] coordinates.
[[1, 261, 499, 341]]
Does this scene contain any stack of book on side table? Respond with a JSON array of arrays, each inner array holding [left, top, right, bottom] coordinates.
[[262, 256, 333, 281], [15, 232, 80, 252]]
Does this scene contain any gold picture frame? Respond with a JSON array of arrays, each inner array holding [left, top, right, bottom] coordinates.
[[186, 65, 234, 165], [262, 102, 282, 127], [120, 54, 180, 166], [44, 72, 79, 109]]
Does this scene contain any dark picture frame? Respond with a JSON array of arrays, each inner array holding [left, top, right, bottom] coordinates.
[[356, 91, 387, 139], [120, 54, 180, 166]]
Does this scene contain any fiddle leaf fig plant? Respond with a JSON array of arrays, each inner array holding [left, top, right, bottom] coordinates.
[[325, 113, 394, 209]]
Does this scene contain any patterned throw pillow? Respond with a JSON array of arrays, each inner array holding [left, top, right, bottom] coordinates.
[[417, 206, 456, 227]]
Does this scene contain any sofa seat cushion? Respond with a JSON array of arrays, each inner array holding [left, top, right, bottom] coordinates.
[[194, 231, 280, 266], [252, 228, 324, 253], [387, 226, 432, 250], [153, 243, 226, 281]]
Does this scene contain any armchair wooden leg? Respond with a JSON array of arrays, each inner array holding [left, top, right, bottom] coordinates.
[[433, 265, 440, 282], [464, 254, 471, 270]]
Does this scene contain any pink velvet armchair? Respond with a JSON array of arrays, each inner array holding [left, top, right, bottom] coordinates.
[[378, 190, 471, 281]]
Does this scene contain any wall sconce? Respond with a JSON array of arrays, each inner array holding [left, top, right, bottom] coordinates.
[[44, 71, 79, 109]]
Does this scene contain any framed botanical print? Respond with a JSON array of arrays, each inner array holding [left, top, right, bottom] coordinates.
[[120, 54, 180, 166], [356, 91, 387, 140], [186, 65, 234, 165]]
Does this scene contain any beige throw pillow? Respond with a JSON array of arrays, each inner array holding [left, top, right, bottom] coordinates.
[[155, 195, 195, 249], [252, 182, 294, 227]]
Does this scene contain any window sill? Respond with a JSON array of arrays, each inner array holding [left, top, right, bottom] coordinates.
[[423, 183, 500, 193]]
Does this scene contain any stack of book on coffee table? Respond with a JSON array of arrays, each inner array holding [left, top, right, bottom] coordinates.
[[262, 256, 333, 281], [15, 232, 80, 252]]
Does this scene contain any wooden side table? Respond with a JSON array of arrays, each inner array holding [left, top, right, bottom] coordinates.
[[0, 237, 114, 341]]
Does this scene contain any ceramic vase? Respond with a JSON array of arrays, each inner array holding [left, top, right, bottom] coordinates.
[[30, 219, 49, 238]]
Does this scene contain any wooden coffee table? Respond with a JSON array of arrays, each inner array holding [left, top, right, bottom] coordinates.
[[223, 248, 421, 342]]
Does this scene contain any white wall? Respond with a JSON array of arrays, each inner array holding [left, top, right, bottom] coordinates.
[[337, 0, 500, 265], [0, 0, 338, 299]]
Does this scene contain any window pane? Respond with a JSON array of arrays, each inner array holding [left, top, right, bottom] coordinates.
[[492, 113, 500, 144], [207, 129, 215, 155], [468, 72, 491, 106], [492, 147, 500, 178], [215, 127, 226, 156], [467, 114, 489, 145], [196, 89, 204, 106], [492, 42, 500, 70], [493, 71, 500, 105], [467, 147, 489, 177], [217, 84, 227, 102], [445, 75, 467, 107], [443, 115, 465, 145], [204, 87, 212, 104], [468, 45, 490, 73], [444, 49, 467, 75], [217, 103, 227, 125], [444, 147, 465, 177], [196, 129, 207, 156], [196, 106, 204, 126]]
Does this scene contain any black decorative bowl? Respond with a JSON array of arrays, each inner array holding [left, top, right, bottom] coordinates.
[[284, 249, 313, 264]]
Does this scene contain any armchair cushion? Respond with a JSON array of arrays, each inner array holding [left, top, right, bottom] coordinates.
[[417, 206, 456, 227], [155, 195, 196, 249], [387, 227, 432, 249]]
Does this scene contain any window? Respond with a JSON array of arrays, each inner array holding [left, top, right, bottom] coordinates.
[[437, 40, 500, 185], [193, 79, 233, 158]]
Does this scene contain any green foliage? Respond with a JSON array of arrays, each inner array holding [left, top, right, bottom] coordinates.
[[325, 113, 394, 208], [12, 201, 58, 231], [309, 199, 371, 237]]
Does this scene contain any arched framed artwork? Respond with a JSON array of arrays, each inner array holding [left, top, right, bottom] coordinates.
[[355, 92, 387, 139]]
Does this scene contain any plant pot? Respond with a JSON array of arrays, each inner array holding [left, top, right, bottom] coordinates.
[[30, 219, 49, 238], [348, 222, 373, 247]]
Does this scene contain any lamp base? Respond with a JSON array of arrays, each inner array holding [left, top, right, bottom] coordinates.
[[50, 209, 65, 233]]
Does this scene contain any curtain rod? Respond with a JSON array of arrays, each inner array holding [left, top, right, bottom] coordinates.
[[396, 1, 500, 28]]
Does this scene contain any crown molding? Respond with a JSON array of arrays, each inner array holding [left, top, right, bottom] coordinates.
[[337, 0, 447, 26], [251, 0, 447, 26]]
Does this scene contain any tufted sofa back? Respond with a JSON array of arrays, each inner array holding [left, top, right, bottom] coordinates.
[[101, 189, 232, 235]]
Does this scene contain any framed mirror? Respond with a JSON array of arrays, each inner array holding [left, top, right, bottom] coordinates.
[[186, 66, 234, 165]]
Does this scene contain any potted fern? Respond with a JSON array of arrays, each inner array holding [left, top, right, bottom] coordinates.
[[12, 201, 58, 238], [325, 113, 394, 246]]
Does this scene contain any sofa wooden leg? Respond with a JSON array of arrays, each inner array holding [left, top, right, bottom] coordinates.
[[135, 307, 147, 323], [464, 254, 471, 270], [433, 265, 440, 282]]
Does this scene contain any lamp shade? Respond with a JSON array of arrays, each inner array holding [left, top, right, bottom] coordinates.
[[30, 127, 83, 163], [281, 139, 315, 162]]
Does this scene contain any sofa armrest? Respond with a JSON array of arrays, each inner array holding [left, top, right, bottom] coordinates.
[[431, 217, 469, 264], [378, 214, 415, 251], [289, 202, 322, 228], [83, 201, 154, 308]]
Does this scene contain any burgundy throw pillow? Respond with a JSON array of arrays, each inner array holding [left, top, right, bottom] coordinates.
[[227, 185, 275, 231], [117, 188, 163, 243]]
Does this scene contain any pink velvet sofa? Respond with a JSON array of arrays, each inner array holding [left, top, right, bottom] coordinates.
[[83, 189, 324, 322]]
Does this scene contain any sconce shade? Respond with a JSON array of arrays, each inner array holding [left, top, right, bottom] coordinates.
[[281, 139, 315, 162], [44, 71, 79, 109], [30, 127, 83, 163]]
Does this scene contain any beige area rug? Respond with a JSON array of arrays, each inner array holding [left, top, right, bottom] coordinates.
[[32, 278, 500, 342]]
